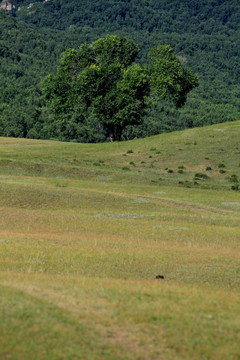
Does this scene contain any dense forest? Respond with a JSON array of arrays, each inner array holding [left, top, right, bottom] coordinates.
[[0, 0, 239, 141]]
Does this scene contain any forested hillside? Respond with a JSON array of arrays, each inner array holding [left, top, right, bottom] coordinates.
[[0, 0, 239, 141]]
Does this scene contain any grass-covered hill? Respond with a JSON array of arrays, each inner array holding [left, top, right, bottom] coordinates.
[[0, 120, 240, 190], [0, 0, 240, 141], [0, 121, 240, 359]]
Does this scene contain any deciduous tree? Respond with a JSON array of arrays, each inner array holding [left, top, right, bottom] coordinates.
[[44, 35, 198, 141]]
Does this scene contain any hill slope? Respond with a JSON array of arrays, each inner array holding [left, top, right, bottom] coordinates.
[[0, 120, 239, 190], [0, 122, 240, 359]]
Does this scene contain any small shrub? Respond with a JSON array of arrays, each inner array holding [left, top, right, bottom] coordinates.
[[178, 181, 183, 184], [141, 161, 145, 164], [219, 169, 226, 174], [93, 162, 101, 166], [122, 166, 130, 170], [150, 147, 156, 151], [56, 183, 68, 188], [218, 163, 226, 168], [165, 167, 168, 170], [194, 172, 208, 179], [229, 174, 239, 183], [205, 157, 209, 160], [231, 184, 239, 191], [126, 149, 133, 154], [149, 155, 152, 158], [206, 166, 212, 171], [194, 141, 197, 145], [168, 169, 173, 173], [178, 165, 185, 169], [99, 160, 105, 164], [129, 161, 135, 166], [156, 151, 161, 154], [178, 169, 184, 174]]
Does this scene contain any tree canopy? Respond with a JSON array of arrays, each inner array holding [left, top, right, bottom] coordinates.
[[1, 1, 240, 141], [44, 35, 198, 141]]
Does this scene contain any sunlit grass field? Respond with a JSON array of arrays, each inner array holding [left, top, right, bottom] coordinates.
[[0, 121, 240, 359]]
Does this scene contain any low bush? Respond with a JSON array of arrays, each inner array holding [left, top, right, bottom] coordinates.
[[194, 173, 209, 179], [229, 174, 239, 183], [218, 163, 226, 168]]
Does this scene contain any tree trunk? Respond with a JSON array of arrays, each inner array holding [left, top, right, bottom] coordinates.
[[110, 126, 122, 142], [116, 126, 123, 142], [110, 127, 115, 142]]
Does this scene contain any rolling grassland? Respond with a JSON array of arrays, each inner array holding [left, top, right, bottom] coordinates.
[[0, 121, 240, 359]]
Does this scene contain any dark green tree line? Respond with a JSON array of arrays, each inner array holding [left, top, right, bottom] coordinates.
[[1, 1, 240, 141]]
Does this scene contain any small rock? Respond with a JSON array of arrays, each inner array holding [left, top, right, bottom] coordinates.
[[155, 275, 164, 279]]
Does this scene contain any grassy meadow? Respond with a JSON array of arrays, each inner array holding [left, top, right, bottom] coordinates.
[[0, 121, 240, 360]]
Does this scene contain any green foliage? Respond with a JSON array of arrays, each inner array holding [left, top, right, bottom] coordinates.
[[229, 174, 239, 183], [230, 174, 240, 190], [148, 45, 198, 108], [218, 163, 226, 168], [194, 173, 209, 179], [0, 1, 240, 141], [44, 36, 198, 141], [43, 36, 151, 141]]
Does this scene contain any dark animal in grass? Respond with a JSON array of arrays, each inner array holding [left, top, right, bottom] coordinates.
[[155, 275, 164, 279]]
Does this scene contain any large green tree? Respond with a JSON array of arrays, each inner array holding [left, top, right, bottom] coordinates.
[[44, 35, 198, 141], [147, 45, 199, 108]]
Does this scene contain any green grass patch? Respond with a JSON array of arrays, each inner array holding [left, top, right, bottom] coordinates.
[[0, 121, 240, 359]]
